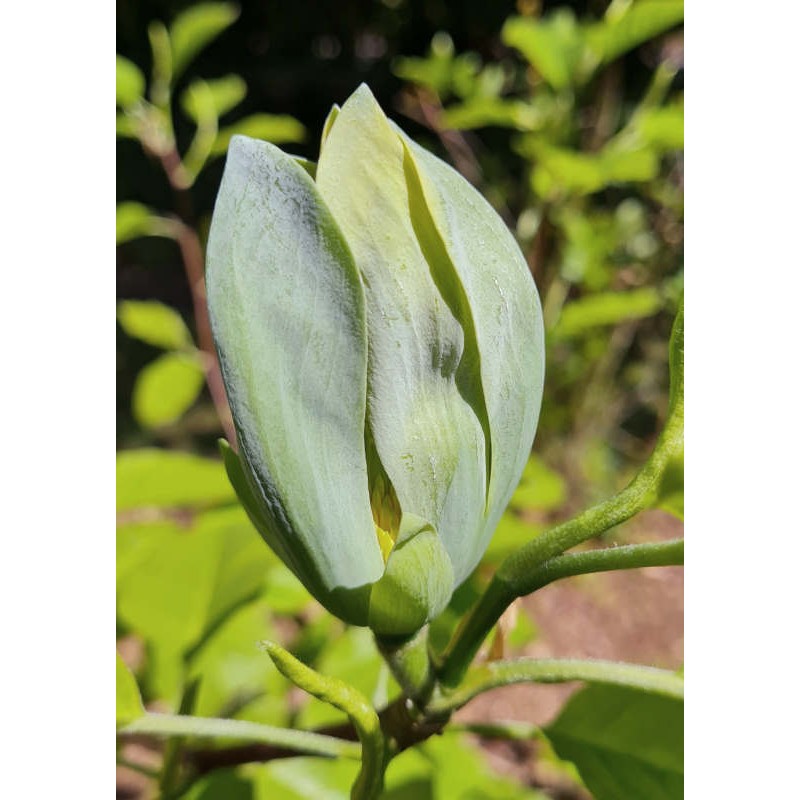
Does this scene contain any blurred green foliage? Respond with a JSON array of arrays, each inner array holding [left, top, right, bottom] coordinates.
[[117, 1, 683, 797]]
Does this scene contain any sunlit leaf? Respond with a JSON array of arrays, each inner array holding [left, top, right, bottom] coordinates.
[[502, 11, 588, 90], [116, 55, 145, 108], [132, 352, 206, 428], [181, 74, 247, 122], [509, 455, 567, 512], [656, 446, 684, 519], [545, 683, 683, 800], [116, 652, 144, 726], [117, 300, 192, 350], [169, 2, 240, 81], [637, 104, 684, 151], [442, 98, 543, 131], [483, 512, 543, 563], [531, 141, 659, 198], [116, 448, 234, 511], [588, 0, 684, 66], [552, 288, 662, 338], [188, 600, 284, 720], [392, 32, 458, 96], [117, 507, 273, 682], [211, 114, 307, 156], [116, 203, 173, 245], [254, 759, 359, 799]]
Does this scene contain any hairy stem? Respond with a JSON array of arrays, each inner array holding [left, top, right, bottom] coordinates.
[[432, 658, 684, 714], [375, 627, 435, 707], [120, 713, 361, 760]]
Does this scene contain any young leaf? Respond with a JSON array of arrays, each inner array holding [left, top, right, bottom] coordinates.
[[545, 683, 683, 800], [116, 55, 145, 108], [116, 203, 173, 245], [132, 352, 206, 428], [587, 0, 684, 66], [211, 114, 307, 156], [117, 300, 192, 350], [116, 448, 234, 511], [502, 11, 588, 90], [116, 652, 144, 726], [552, 288, 662, 339], [181, 74, 247, 122], [508, 455, 567, 512], [169, 2, 240, 81]]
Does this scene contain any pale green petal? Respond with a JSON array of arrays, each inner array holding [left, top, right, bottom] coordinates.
[[368, 514, 454, 636], [316, 85, 487, 586], [206, 136, 383, 624], [399, 131, 545, 567]]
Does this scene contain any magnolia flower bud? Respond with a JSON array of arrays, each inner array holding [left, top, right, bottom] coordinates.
[[207, 85, 544, 637]]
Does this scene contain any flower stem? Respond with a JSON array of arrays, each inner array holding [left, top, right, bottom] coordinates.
[[432, 658, 683, 714]]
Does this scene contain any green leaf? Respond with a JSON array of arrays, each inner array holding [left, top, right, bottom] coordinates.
[[181, 74, 247, 122], [117, 506, 273, 665], [420, 733, 549, 798], [545, 683, 683, 800], [587, 0, 684, 66], [254, 759, 360, 799], [509, 455, 567, 512], [442, 98, 543, 131], [502, 11, 588, 90], [212, 114, 307, 156], [169, 2, 240, 81], [132, 351, 206, 428], [116, 203, 173, 245], [116, 652, 144, 726], [637, 104, 684, 151], [656, 446, 684, 519], [530, 140, 659, 198], [483, 513, 544, 563], [187, 600, 281, 720], [116, 448, 235, 511], [552, 288, 662, 339], [116, 55, 145, 108], [207, 135, 384, 625], [117, 300, 192, 350]]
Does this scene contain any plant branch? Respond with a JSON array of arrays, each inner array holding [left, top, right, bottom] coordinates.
[[431, 658, 684, 715], [513, 538, 683, 596], [119, 713, 361, 761]]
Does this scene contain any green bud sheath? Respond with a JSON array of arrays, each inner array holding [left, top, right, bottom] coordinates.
[[207, 85, 544, 636]]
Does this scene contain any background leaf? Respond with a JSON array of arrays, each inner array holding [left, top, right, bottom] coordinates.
[[117, 300, 192, 350], [545, 683, 683, 800], [132, 351, 206, 428], [181, 74, 247, 122], [116, 652, 144, 726], [211, 114, 307, 156], [552, 288, 662, 339], [116, 448, 235, 511], [587, 0, 684, 66], [116, 55, 145, 108], [117, 507, 274, 704], [169, 2, 240, 81], [116, 203, 173, 245], [502, 11, 587, 90]]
